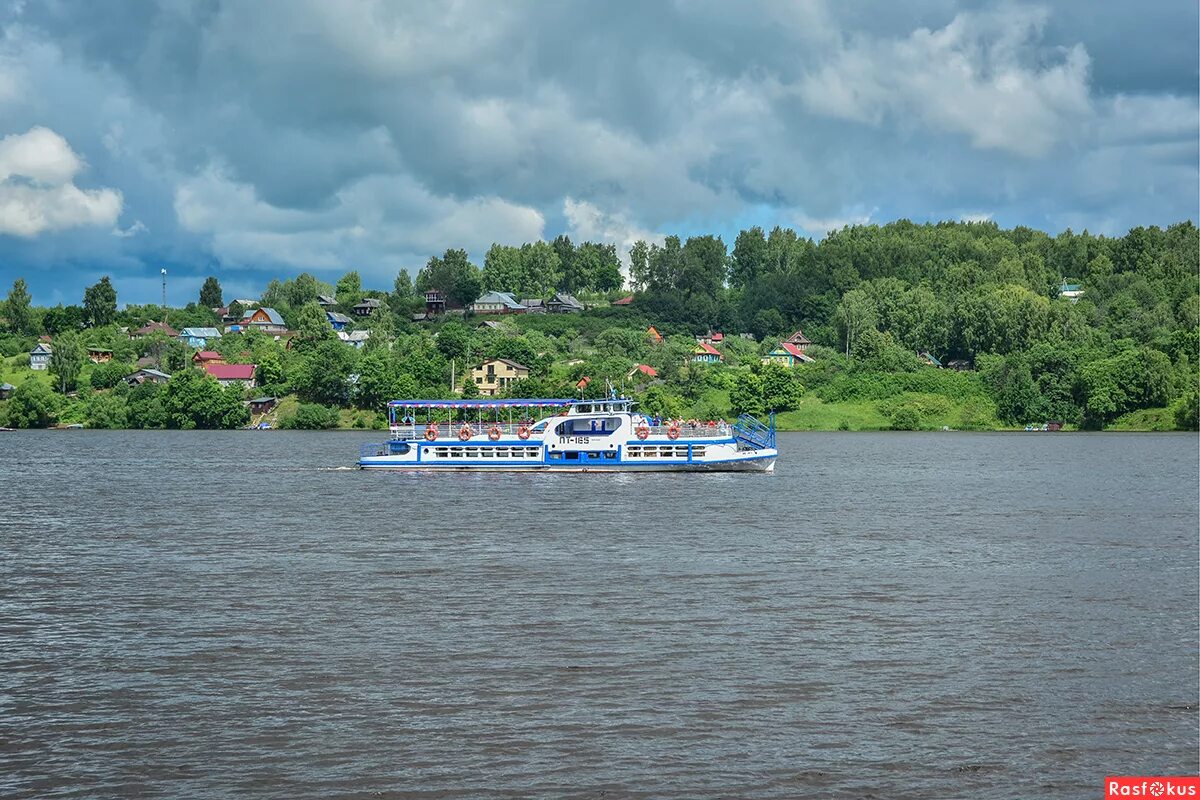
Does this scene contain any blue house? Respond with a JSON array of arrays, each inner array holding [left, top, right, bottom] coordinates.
[[30, 342, 52, 370], [179, 327, 222, 349], [327, 311, 352, 331]]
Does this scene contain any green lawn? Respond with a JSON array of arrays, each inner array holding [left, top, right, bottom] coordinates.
[[1106, 406, 1178, 432]]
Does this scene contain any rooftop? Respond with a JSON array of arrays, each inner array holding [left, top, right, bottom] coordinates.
[[204, 363, 256, 380]]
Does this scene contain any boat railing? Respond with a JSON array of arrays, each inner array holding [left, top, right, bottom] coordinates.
[[360, 442, 390, 458], [732, 413, 776, 449], [387, 421, 733, 440]]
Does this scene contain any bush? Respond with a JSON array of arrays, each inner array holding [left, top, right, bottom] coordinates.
[[889, 404, 923, 431], [280, 403, 340, 429], [88, 361, 133, 390], [4, 379, 60, 428]]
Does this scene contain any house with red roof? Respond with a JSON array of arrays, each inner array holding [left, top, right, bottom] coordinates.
[[203, 362, 257, 388], [690, 341, 723, 364], [627, 363, 658, 379], [129, 321, 179, 339], [783, 329, 812, 349], [762, 341, 815, 367], [646, 325, 663, 344], [612, 295, 634, 306], [192, 350, 225, 366], [698, 330, 724, 345]]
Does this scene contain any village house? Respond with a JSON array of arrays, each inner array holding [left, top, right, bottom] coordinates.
[[203, 362, 257, 388], [87, 347, 113, 364], [129, 321, 178, 339], [470, 358, 529, 397], [698, 331, 725, 346], [192, 350, 225, 367], [626, 363, 660, 391], [179, 327, 222, 348], [0, 382, 14, 400], [612, 295, 634, 306], [691, 342, 724, 364], [424, 290, 447, 316], [918, 351, 943, 368], [521, 298, 545, 313], [353, 298, 382, 317], [124, 368, 171, 386], [470, 291, 526, 314], [248, 396, 278, 415], [761, 342, 814, 367], [316, 294, 337, 307], [547, 292, 584, 313], [337, 330, 371, 349], [29, 342, 52, 370], [326, 311, 352, 331], [647, 325, 663, 344], [783, 329, 812, 350], [230, 307, 287, 334]]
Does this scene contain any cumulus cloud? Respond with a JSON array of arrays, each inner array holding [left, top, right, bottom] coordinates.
[[174, 163, 544, 275], [0, 1, 1194, 302], [0, 126, 122, 237], [797, 7, 1093, 156], [563, 198, 666, 266]]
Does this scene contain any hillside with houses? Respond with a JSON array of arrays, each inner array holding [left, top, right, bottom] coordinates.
[[0, 221, 1196, 431]]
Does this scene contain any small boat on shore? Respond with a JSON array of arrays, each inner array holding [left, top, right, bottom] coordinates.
[[358, 396, 777, 472]]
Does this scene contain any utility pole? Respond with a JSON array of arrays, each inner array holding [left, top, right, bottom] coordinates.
[[161, 268, 168, 321]]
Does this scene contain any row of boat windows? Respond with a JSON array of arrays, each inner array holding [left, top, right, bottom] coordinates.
[[426, 446, 541, 458], [625, 446, 701, 458]]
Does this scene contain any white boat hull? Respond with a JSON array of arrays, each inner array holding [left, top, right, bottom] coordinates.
[[359, 449, 777, 473]]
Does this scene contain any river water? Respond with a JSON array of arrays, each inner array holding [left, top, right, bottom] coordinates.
[[1, 431, 1196, 798]]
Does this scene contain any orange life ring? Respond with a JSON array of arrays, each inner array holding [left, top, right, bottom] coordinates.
[[457, 424, 472, 441], [517, 425, 531, 440], [667, 424, 681, 440], [488, 425, 502, 441], [424, 425, 439, 441], [636, 424, 650, 440]]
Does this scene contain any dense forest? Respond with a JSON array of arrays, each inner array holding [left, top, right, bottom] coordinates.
[[1, 220, 1197, 431]]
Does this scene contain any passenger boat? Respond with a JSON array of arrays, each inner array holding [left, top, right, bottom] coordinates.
[[358, 396, 777, 472]]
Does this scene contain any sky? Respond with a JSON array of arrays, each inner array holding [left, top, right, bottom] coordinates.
[[0, 0, 1196, 306]]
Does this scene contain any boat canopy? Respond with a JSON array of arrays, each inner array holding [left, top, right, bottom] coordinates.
[[386, 398, 579, 409]]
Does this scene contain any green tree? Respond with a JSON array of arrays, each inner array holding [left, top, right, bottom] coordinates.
[[730, 372, 766, 416], [127, 381, 167, 428], [83, 276, 118, 327], [199, 276, 223, 308], [291, 302, 337, 350], [287, 273, 321, 308], [435, 322, 472, 363], [4, 378, 60, 428], [84, 391, 129, 429], [295, 340, 357, 406], [279, 403, 340, 429], [628, 240, 650, 291], [162, 368, 249, 429], [393, 270, 414, 300], [518, 241, 562, 296], [49, 331, 87, 393], [5, 278, 33, 334], [41, 304, 86, 335], [730, 227, 768, 288], [88, 361, 133, 390], [335, 271, 363, 309], [417, 249, 482, 308], [758, 362, 804, 411], [482, 244, 523, 294]]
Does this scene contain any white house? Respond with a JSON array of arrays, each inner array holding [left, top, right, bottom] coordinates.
[[30, 342, 52, 370]]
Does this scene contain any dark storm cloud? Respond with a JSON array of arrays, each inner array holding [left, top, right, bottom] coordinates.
[[0, 0, 1195, 303]]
